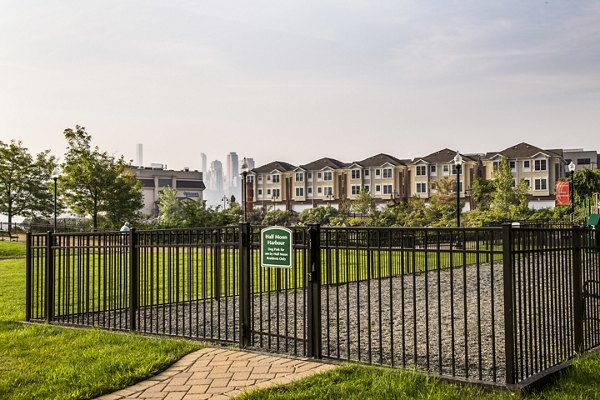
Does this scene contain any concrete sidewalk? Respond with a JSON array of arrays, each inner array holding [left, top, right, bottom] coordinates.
[[96, 347, 335, 400]]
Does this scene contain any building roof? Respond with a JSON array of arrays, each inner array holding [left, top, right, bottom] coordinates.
[[485, 142, 563, 159], [414, 148, 478, 164], [354, 153, 405, 167], [252, 161, 297, 173], [300, 157, 347, 170]]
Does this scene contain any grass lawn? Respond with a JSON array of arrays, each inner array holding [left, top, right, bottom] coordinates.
[[0, 244, 203, 400], [239, 358, 600, 400]]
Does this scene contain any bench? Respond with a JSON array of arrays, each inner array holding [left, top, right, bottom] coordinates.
[[0, 230, 18, 241]]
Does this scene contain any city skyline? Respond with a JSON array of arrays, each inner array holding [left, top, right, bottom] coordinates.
[[1, 1, 599, 169]]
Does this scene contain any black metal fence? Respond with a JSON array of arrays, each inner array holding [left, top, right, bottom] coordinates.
[[26, 223, 600, 390]]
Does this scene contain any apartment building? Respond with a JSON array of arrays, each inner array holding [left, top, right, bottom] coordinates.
[[563, 149, 599, 171], [345, 153, 409, 203], [249, 142, 593, 212], [482, 142, 566, 208], [410, 149, 481, 204], [251, 161, 296, 210], [127, 166, 205, 216]]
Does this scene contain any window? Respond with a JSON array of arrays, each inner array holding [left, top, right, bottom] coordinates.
[[509, 161, 516, 171], [523, 179, 530, 188], [511, 179, 516, 188], [351, 185, 361, 195], [364, 185, 370, 192], [176, 180, 204, 188], [443, 165, 450, 176], [317, 187, 322, 194], [364, 169, 370, 177], [493, 161, 500, 170], [295, 187, 304, 197], [317, 172, 322, 181], [430, 165, 437, 176], [272, 189, 280, 198], [267, 175, 271, 182], [416, 182, 427, 193], [375, 169, 381, 177], [375, 185, 381, 193], [272, 174, 280, 183], [534, 159, 547, 171], [534, 178, 548, 190], [578, 158, 591, 165], [351, 170, 361, 179], [307, 172, 313, 181], [307, 187, 313, 195], [451, 165, 462, 175], [258, 175, 263, 183], [416, 165, 426, 176], [247, 176, 254, 183], [324, 187, 333, 196], [158, 178, 172, 187], [323, 171, 333, 181], [383, 184, 392, 194], [258, 189, 263, 196], [267, 189, 271, 195], [383, 168, 392, 178], [140, 178, 154, 188], [523, 160, 530, 171], [295, 172, 304, 182]]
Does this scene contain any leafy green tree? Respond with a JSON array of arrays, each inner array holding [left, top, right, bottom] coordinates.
[[426, 178, 459, 227], [470, 178, 495, 210], [0, 140, 57, 232], [60, 126, 143, 230], [158, 187, 183, 226], [298, 206, 338, 225], [573, 169, 600, 203], [262, 209, 296, 226], [351, 189, 376, 216]]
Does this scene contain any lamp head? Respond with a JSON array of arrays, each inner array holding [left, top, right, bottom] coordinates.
[[453, 151, 463, 167], [241, 157, 249, 175], [51, 167, 61, 180], [568, 161, 576, 173]]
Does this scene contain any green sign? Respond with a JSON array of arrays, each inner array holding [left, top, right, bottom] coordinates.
[[261, 226, 293, 268]]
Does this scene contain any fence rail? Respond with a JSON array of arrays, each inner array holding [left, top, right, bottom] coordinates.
[[26, 223, 600, 390]]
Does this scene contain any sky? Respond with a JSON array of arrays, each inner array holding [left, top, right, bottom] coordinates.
[[1, 0, 599, 170]]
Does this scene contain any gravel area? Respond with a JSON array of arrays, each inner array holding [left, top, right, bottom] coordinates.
[[52, 259, 600, 385]]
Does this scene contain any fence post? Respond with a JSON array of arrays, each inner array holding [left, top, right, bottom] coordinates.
[[502, 223, 516, 385], [239, 222, 251, 348], [25, 232, 32, 321], [45, 231, 55, 323], [213, 229, 222, 300], [307, 224, 322, 359], [572, 225, 583, 354], [129, 228, 138, 332]]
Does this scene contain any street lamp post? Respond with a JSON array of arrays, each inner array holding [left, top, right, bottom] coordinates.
[[51, 168, 60, 233], [453, 152, 463, 228], [568, 161, 576, 223], [241, 158, 249, 222], [221, 195, 228, 210]]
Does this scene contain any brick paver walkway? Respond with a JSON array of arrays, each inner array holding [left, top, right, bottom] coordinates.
[[96, 347, 335, 400]]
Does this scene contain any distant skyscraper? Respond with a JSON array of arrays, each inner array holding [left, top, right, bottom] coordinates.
[[245, 157, 255, 170], [200, 153, 207, 174], [136, 144, 143, 167], [209, 160, 224, 193], [226, 152, 239, 190]]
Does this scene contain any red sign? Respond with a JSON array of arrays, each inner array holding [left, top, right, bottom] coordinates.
[[555, 181, 570, 206]]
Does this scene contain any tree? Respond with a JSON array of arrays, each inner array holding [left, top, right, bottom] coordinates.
[[426, 178, 459, 227], [60, 126, 143, 230], [0, 140, 57, 232], [299, 206, 338, 225]]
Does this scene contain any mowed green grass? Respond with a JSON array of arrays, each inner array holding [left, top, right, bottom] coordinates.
[[239, 357, 600, 400], [0, 245, 202, 400], [30, 241, 502, 319]]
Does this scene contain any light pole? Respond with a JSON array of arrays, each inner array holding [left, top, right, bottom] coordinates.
[[221, 195, 228, 210], [51, 168, 60, 232], [568, 161, 576, 223], [453, 151, 463, 228], [241, 158, 249, 222]]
